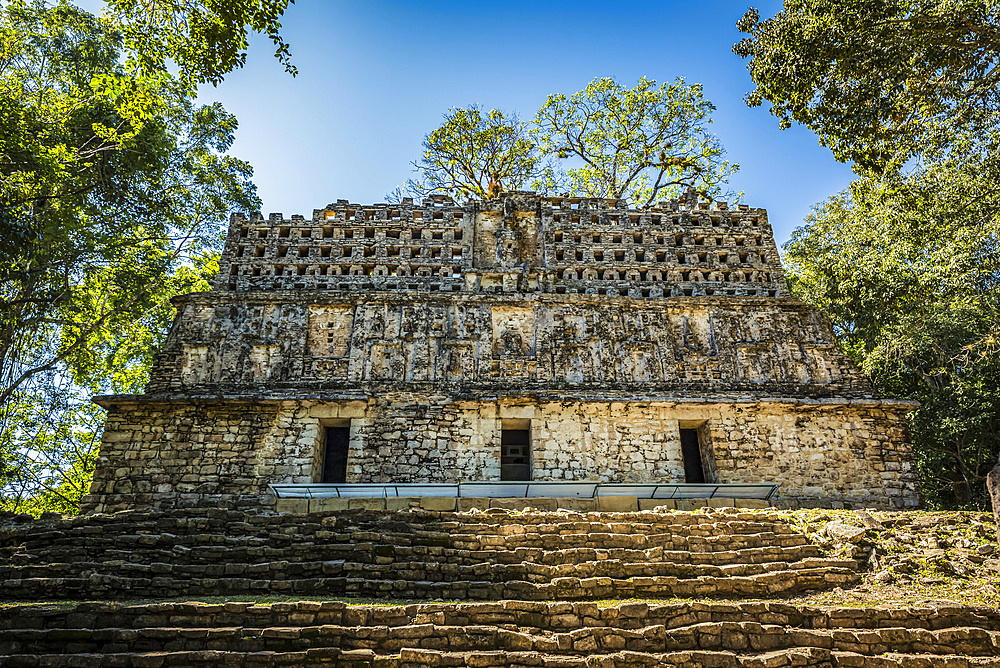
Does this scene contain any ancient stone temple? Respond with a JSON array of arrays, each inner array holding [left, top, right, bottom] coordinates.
[[82, 191, 920, 513]]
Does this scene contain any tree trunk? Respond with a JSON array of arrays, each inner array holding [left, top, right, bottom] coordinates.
[[988, 462, 1000, 546], [950, 437, 978, 506]]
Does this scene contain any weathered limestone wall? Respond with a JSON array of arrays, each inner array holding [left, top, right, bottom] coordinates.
[[144, 293, 868, 398], [707, 404, 917, 507], [216, 191, 788, 299], [348, 398, 918, 508], [83, 397, 919, 513], [86, 402, 290, 512]]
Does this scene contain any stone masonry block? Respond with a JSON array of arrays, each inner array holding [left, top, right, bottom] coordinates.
[[457, 498, 491, 511], [275, 498, 308, 514], [598, 496, 638, 512], [553, 497, 597, 512], [348, 498, 386, 511], [310, 498, 350, 512], [420, 497, 457, 511]]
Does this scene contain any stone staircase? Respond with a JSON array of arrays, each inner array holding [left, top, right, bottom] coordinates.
[[1, 599, 998, 666], [0, 508, 858, 601], [2, 507, 997, 666]]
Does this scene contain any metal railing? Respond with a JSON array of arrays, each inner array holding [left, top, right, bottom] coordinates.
[[269, 481, 779, 501]]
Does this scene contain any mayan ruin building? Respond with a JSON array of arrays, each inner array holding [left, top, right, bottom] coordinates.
[[81, 191, 921, 513], [14, 191, 1000, 668]]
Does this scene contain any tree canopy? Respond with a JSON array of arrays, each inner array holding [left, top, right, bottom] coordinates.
[[536, 77, 738, 207], [1, 0, 259, 406], [739, 0, 1000, 511], [400, 77, 738, 207], [734, 0, 1000, 172], [784, 163, 1000, 507], [402, 106, 542, 201], [106, 0, 296, 90], [0, 0, 282, 513]]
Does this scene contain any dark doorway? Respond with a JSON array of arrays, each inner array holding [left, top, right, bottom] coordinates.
[[679, 428, 706, 483], [501, 429, 531, 481], [322, 426, 350, 483]]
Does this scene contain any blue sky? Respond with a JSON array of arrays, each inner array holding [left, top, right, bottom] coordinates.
[[194, 0, 856, 246]]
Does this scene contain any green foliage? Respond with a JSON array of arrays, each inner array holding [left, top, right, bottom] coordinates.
[[784, 162, 1000, 508], [535, 77, 738, 207], [1, 382, 103, 516], [403, 106, 542, 201], [0, 1, 258, 403], [403, 77, 738, 207], [0, 254, 218, 516], [105, 0, 295, 90], [0, 0, 261, 515], [740, 0, 1000, 509], [734, 0, 1000, 172]]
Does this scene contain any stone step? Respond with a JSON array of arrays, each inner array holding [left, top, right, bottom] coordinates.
[[330, 567, 857, 600], [3, 604, 998, 637], [1, 513, 794, 535], [1, 541, 826, 576], [6, 647, 999, 668], [833, 652, 1000, 668], [440, 543, 825, 565], [448, 532, 810, 551], [2, 620, 999, 656], [0, 564, 859, 601], [1, 546, 828, 568], [422, 519, 799, 536], [2, 534, 823, 565], [495, 557, 857, 580], [3, 528, 809, 559], [0, 553, 852, 587], [1, 510, 795, 532], [2, 511, 818, 576]]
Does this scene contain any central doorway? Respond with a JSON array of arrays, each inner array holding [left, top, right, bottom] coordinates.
[[501, 427, 531, 481], [322, 426, 350, 483]]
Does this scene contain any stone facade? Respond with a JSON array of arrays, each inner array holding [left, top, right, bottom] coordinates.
[[84, 191, 920, 512]]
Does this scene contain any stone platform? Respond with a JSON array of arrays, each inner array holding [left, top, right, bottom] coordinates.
[[0, 508, 849, 601], [1, 508, 997, 666], [1, 599, 999, 667]]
